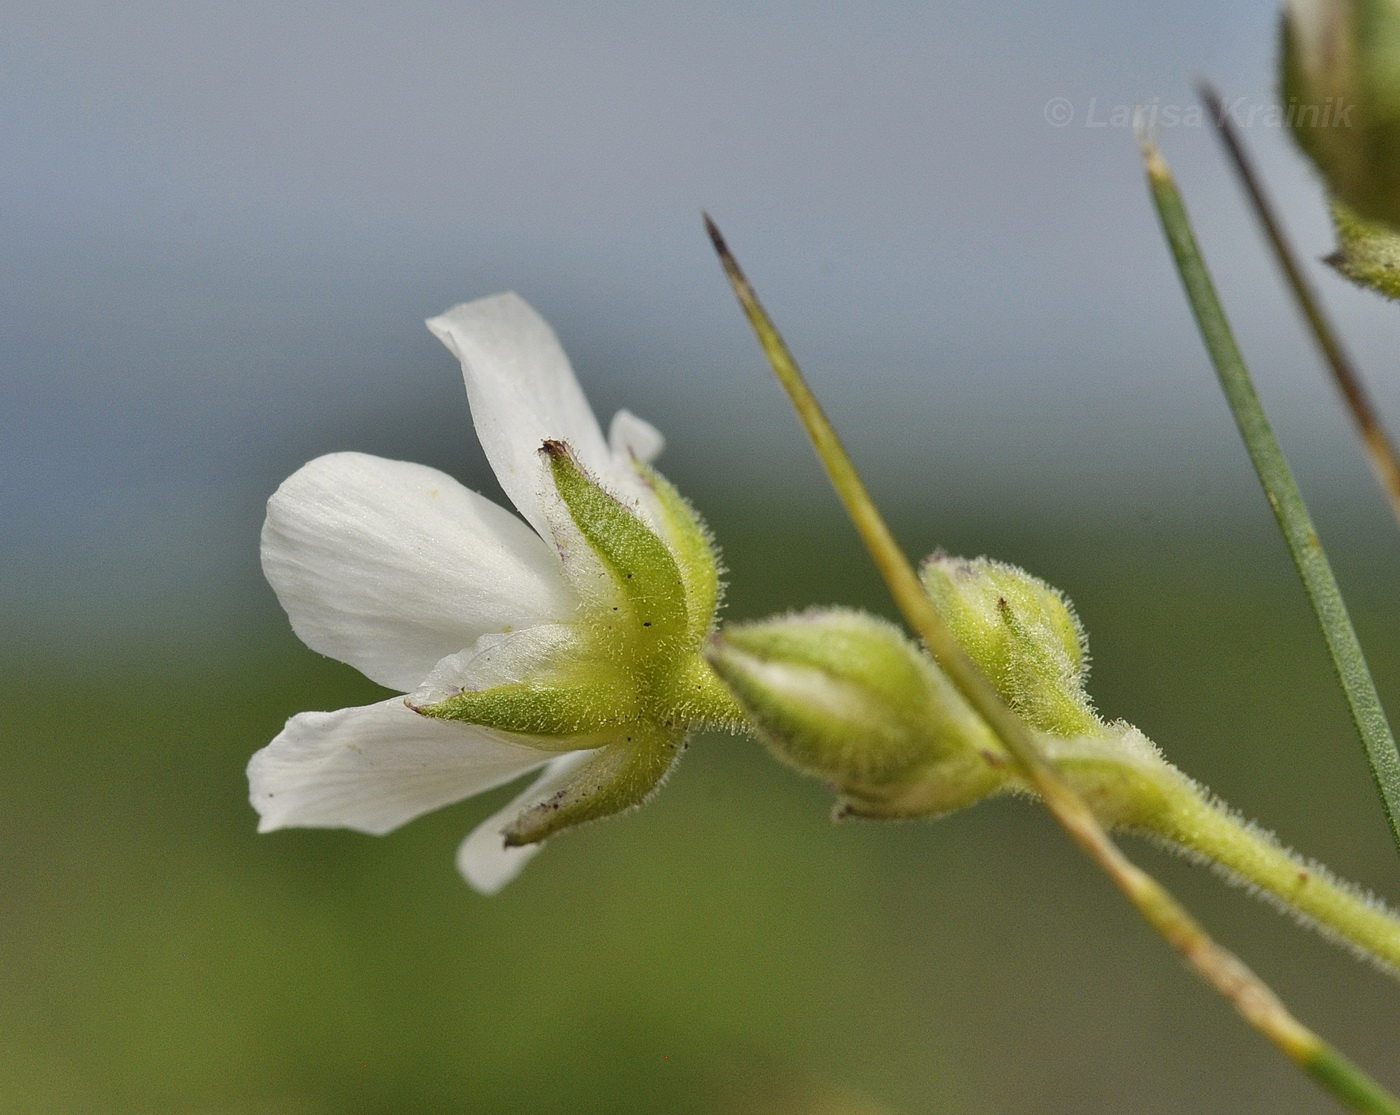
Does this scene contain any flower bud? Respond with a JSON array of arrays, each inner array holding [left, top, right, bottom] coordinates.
[[920, 553, 1098, 738], [1281, 0, 1400, 228], [706, 609, 1008, 819], [1326, 199, 1400, 298]]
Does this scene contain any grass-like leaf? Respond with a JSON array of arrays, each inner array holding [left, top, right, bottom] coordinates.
[[1142, 140, 1400, 861], [707, 211, 1400, 1115], [1199, 80, 1400, 527]]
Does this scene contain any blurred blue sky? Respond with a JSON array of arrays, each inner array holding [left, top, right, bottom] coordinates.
[[6, 1, 1400, 646]]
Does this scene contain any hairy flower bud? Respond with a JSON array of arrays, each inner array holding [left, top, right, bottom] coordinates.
[[706, 609, 1008, 819], [920, 553, 1098, 738], [1326, 199, 1400, 298], [1282, 0, 1400, 228]]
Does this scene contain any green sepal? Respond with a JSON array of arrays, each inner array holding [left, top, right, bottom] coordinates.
[[633, 461, 724, 642], [414, 674, 638, 746], [544, 442, 689, 660], [920, 553, 1099, 738], [832, 745, 1009, 821], [412, 447, 733, 851], [1327, 199, 1400, 300], [504, 721, 685, 845], [664, 652, 746, 733], [707, 609, 1008, 818], [712, 611, 948, 781]]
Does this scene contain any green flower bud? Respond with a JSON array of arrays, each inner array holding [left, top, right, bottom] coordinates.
[[1282, 0, 1400, 228], [920, 553, 1098, 738], [1326, 198, 1400, 298], [706, 609, 1009, 819]]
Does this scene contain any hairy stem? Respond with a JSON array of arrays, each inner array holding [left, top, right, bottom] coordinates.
[[1049, 743, 1400, 975], [1159, 788, 1400, 973], [707, 213, 1400, 1114]]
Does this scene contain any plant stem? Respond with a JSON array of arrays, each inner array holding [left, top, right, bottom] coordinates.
[[1198, 80, 1400, 528], [705, 214, 1400, 1114], [1161, 780, 1400, 972], [1142, 139, 1400, 861], [1050, 744, 1400, 974]]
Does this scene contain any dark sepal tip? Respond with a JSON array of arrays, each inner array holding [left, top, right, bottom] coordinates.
[[540, 438, 570, 460]]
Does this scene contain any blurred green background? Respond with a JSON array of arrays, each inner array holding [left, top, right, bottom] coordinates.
[[6, 502, 1400, 1114], [7, 2, 1400, 1112]]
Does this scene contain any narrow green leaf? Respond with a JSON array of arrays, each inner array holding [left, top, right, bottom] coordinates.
[[707, 211, 1400, 1113], [1306, 1045, 1400, 1115], [1142, 141, 1400, 859], [1198, 79, 1400, 525]]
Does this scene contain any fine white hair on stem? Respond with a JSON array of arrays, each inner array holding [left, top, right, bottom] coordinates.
[[1135, 783, 1400, 980]]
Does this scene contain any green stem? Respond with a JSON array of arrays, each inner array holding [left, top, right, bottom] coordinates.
[[1052, 742, 1400, 974], [1160, 787, 1400, 973], [706, 214, 1400, 1115], [1143, 142, 1400, 860]]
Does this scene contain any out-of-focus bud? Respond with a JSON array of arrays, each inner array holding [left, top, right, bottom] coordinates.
[[706, 609, 1008, 819], [1281, 0, 1400, 228], [920, 553, 1099, 738], [1326, 199, 1400, 298]]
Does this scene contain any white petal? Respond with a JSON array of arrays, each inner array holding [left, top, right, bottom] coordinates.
[[262, 451, 576, 692], [409, 623, 582, 709], [249, 697, 551, 835], [427, 293, 610, 540], [456, 750, 596, 894], [600, 409, 671, 533], [608, 409, 665, 465]]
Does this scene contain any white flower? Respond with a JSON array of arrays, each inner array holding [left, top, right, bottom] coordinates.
[[249, 292, 728, 893]]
